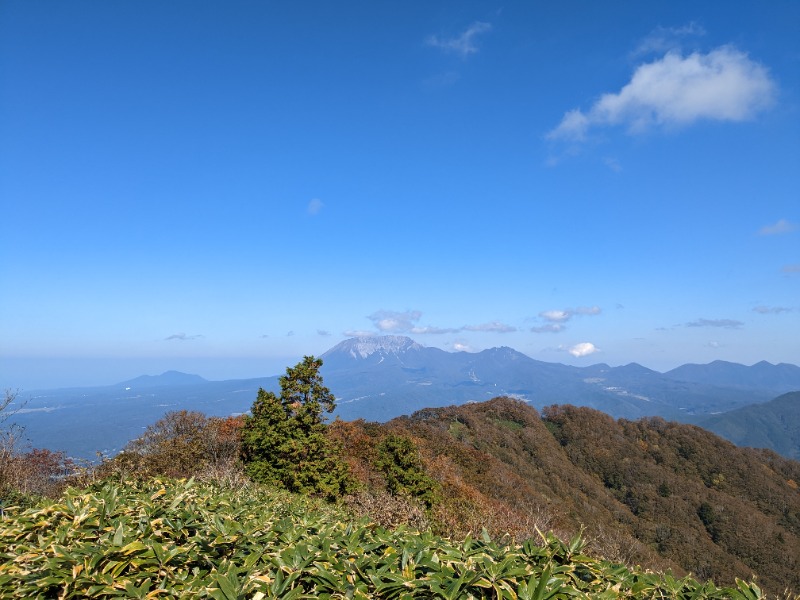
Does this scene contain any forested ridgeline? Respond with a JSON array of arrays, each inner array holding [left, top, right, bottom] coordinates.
[[331, 398, 800, 595]]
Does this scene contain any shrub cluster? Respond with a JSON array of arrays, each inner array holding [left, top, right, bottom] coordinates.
[[0, 477, 772, 599]]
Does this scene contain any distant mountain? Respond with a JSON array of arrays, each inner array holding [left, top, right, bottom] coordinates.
[[665, 360, 800, 394], [700, 391, 800, 460], [11, 335, 798, 460], [118, 371, 208, 388], [321, 336, 773, 423]]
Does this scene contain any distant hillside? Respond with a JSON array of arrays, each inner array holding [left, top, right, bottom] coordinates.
[[700, 391, 800, 460], [331, 397, 800, 595], [665, 360, 800, 394], [118, 370, 208, 388]]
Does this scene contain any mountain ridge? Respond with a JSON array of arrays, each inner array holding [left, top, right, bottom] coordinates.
[[10, 335, 800, 459]]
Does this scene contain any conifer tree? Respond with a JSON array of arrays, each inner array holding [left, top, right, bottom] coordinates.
[[240, 356, 351, 498]]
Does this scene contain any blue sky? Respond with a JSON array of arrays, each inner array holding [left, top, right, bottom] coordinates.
[[1, 1, 798, 389]]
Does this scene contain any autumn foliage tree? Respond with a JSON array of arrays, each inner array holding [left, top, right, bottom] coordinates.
[[1, 390, 72, 502], [104, 410, 245, 480], [240, 356, 351, 499]]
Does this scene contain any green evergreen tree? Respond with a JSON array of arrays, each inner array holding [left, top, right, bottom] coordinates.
[[376, 434, 440, 508], [240, 356, 351, 499]]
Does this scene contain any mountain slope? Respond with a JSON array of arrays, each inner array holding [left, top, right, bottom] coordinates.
[[700, 391, 800, 460], [118, 370, 208, 388], [331, 397, 800, 595]]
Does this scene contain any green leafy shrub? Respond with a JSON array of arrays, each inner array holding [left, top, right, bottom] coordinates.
[[0, 477, 774, 599]]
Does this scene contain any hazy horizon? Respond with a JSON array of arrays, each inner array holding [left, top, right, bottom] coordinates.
[[2, 2, 798, 392]]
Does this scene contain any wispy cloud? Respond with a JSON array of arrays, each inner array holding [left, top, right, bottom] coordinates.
[[633, 22, 706, 57], [604, 157, 623, 172], [686, 318, 743, 329], [317, 329, 331, 336], [365, 310, 514, 336], [426, 21, 492, 58], [342, 330, 375, 338], [367, 310, 458, 334], [758, 219, 797, 235], [165, 333, 203, 341], [307, 198, 324, 216], [753, 305, 794, 314], [569, 342, 599, 357], [410, 326, 461, 335], [462, 321, 517, 333], [782, 264, 800, 274], [533, 306, 601, 332], [548, 46, 776, 142], [531, 324, 565, 334]]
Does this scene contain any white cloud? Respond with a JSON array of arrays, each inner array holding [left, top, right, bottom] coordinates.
[[452, 341, 473, 352], [686, 318, 743, 329], [307, 198, 324, 216], [540, 309, 571, 323], [548, 46, 776, 141], [758, 219, 797, 235], [426, 21, 492, 58], [537, 306, 602, 329], [317, 329, 331, 336], [569, 342, 599, 357], [368, 310, 423, 333]]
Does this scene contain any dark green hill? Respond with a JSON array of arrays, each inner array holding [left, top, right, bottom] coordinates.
[[700, 391, 800, 460], [332, 397, 800, 596]]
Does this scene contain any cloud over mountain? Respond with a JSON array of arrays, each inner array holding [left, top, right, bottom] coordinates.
[[364, 310, 515, 336], [568, 342, 599, 357], [532, 306, 601, 333]]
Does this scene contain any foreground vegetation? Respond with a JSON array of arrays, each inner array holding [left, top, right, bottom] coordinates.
[[3, 360, 799, 597], [0, 477, 771, 599]]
